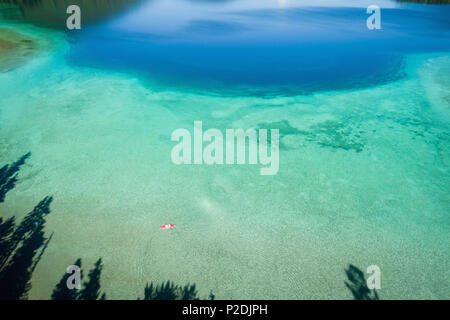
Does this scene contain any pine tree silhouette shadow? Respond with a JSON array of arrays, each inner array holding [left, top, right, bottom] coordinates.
[[51, 258, 83, 300], [52, 258, 106, 300], [52, 258, 213, 300], [0, 195, 54, 300], [79, 258, 106, 300], [0, 153, 54, 300], [141, 281, 206, 300], [345, 264, 379, 300], [0, 152, 30, 203]]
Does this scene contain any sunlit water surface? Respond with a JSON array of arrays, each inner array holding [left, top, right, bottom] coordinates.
[[0, 0, 449, 299]]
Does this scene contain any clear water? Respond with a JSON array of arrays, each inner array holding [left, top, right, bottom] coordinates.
[[68, 0, 450, 94], [0, 0, 449, 299]]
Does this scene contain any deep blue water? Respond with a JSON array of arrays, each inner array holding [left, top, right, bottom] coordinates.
[[67, 0, 450, 94]]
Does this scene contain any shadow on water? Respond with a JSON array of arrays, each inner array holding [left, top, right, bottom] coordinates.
[[142, 281, 215, 300], [0, 0, 144, 29], [52, 258, 213, 300], [51, 258, 83, 300], [345, 264, 379, 300], [0, 152, 54, 300], [78, 258, 107, 300], [52, 258, 106, 300], [0, 152, 30, 203]]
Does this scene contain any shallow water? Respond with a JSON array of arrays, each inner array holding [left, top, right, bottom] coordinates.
[[0, 0, 449, 299]]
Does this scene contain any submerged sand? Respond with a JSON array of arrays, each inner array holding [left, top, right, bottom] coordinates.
[[0, 27, 47, 72]]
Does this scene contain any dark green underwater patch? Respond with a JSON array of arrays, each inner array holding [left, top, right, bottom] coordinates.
[[258, 119, 365, 152]]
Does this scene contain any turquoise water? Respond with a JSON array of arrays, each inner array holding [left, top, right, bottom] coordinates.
[[0, 0, 449, 299]]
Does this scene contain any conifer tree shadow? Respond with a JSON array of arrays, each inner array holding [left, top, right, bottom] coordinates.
[[345, 264, 379, 300], [0, 196, 53, 299], [141, 281, 214, 300], [52, 258, 212, 300], [79, 258, 106, 300], [142, 281, 199, 300], [51, 258, 106, 300], [51, 258, 83, 300], [0, 153, 54, 300], [0, 152, 30, 203]]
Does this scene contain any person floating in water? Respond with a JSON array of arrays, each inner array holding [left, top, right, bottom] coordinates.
[[160, 224, 175, 230]]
